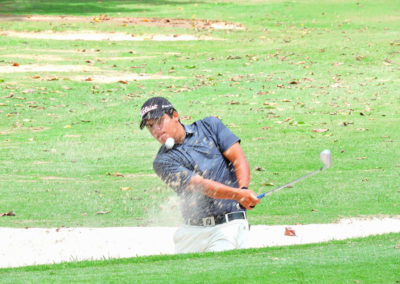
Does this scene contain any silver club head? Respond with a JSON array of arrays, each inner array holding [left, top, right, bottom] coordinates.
[[320, 149, 332, 169]]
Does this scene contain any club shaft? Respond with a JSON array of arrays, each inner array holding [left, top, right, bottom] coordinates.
[[257, 167, 325, 199]]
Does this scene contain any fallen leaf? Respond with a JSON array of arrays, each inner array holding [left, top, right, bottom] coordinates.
[[118, 80, 128, 84], [180, 115, 191, 120], [226, 55, 242, 60], [32, 75, 41, 79], [357, 157, 367, 160], [120, 187, 132, 191], [96, 210, 111, 215], [0, 210, 16, 217], [106, 172, 124, 177], [341, 121, 354, 126], [12, 62, 19, 67], [56, 226, 65, 232], [252, 137, 265, 141], [284, 227, 296, 236], [261, 182, 274, 186], [312, 128, 329, 133], [254, 166, 265, 171]]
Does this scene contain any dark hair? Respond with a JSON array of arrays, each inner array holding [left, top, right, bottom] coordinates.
[[165, 108, 176, 118]]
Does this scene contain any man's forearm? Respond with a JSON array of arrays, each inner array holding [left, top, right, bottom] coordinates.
[[187, 175, 243, 201], [187, 175, 259, 209], [223, 142, 250, 188]]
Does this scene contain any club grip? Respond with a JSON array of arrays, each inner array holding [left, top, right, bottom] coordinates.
[[257, 193, 266, 199]]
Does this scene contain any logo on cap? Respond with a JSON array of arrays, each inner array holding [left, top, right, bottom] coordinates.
[[140, 104, 158, 118]]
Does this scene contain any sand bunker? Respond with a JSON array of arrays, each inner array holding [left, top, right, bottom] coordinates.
[[0, 15, 245, 31], [1, 30, 217, 41], [1, 217, 399, 268]]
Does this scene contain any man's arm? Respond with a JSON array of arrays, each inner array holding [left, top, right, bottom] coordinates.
[[223, 142, 250, 189], [186, 142, 259, 210]]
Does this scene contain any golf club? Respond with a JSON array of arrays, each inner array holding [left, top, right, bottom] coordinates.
[[257, 149, 332, 199]]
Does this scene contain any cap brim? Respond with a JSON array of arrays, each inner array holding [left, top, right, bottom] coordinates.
[[139, 110, 165, 130]]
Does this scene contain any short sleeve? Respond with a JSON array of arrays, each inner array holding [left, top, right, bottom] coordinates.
[[153, 155, 195, 194], [202, 116, 240, 153]]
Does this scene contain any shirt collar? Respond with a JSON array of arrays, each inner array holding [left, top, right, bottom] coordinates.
[[183, 123, 195, 138]]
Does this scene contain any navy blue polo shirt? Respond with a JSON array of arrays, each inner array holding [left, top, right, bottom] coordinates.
[[153, 116, 245, 220]]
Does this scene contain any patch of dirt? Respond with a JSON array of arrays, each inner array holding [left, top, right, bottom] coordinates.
[[124, 173, 158, 178], [1, 30, 217, 41], [0, 14, 246, 30], [0, 64, 99, 73], [2, 54, 65, 61], [40, 176, 76, 181], [71, 72, 183, 83]]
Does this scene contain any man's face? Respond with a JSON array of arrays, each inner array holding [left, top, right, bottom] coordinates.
[[145, 112, 179, 144]]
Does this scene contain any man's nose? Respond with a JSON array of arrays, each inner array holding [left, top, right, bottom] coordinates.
[[150, 123, 162, 134]]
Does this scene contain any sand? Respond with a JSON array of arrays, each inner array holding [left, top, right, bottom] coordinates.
[[1, 217, 399, 268]]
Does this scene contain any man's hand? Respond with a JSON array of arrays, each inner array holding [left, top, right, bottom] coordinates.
[[187, 175, 259, 209], [236, 188, 259, 210]]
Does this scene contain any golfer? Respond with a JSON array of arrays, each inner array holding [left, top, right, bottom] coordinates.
[[140, 97, 259, 253]]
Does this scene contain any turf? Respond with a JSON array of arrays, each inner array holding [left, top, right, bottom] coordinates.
[[1, 0, 399, 227]]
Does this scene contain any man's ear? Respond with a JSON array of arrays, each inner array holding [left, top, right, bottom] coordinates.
[[172, 110, 179, 120]]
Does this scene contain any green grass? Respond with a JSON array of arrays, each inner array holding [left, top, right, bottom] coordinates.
[[1, 233, 399, 283], [1, 0, 399, 227], [0, 0, 399, 280]]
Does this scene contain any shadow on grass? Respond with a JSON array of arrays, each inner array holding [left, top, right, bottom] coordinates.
[[0, 0, 199, 16]]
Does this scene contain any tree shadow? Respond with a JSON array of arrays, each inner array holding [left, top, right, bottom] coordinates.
[[0, 0, 199, 17]]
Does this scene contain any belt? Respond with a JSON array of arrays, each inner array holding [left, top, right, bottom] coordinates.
[[185, 211, 246, 227]]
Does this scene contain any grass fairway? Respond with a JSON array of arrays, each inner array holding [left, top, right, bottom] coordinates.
[[0, 0, 399, 280], [0, 0, 399, 228], [1, 233, 399, 283]]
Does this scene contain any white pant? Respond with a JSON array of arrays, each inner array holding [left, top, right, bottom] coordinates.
[[173, 219, 249, 254]]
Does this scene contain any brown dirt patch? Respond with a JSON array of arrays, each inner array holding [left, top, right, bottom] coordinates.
[[1, 30, 217, 41], [0, 14, 245, 30], [71, 72, 183, 83]]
